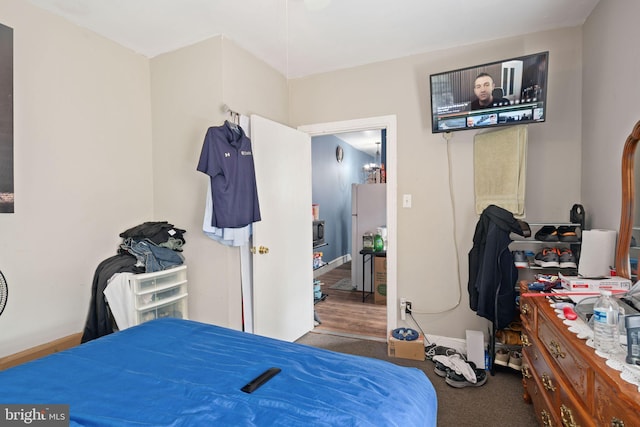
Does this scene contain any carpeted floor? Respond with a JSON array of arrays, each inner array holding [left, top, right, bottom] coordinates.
[[296, 331, 538, 427]]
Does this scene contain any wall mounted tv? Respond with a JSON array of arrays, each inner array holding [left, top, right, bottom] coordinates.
[[430, 51, 548, 133]]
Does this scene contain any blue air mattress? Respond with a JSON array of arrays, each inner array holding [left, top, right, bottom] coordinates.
[[0, 318, 437, 426]]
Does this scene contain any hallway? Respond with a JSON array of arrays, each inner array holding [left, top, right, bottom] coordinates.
[[313, 262, 387, 340]]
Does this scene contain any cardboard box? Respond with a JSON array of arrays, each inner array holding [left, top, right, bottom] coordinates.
[[374, 256, 387, 305], [559, 273, 632, 291], [387, 331, 425, 361]]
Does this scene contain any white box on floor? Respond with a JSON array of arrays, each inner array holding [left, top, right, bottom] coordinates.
[[465, 330, 485, 369]]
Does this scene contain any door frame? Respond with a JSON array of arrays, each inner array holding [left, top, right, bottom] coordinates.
[[298, 115, 398, 336]]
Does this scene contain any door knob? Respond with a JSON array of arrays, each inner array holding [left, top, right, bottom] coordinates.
[[259, 246, 270, 254]]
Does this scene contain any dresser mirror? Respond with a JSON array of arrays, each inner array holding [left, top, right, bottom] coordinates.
[[615, 120, 640, 279]]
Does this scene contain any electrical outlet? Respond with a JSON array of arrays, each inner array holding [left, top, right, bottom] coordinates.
[[405, 301, 412, 314]]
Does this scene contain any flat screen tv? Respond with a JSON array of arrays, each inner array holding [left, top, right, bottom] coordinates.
[[430, 51, 548, 133]]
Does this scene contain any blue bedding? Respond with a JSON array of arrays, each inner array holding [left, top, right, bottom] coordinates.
[[0, 318, 437, 426]]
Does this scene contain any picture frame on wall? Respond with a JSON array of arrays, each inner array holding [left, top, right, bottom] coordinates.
[[0, 22, 13, 213]]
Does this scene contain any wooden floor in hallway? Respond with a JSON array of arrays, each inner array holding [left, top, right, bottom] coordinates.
[[313, 262, 387, 340]]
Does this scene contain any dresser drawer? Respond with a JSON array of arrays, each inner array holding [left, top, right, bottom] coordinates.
[[135, 283, 187, 309], [538, 314, 590, 406], [593, 375, 639, 426], [131, 265, 187, 292], [524, 341, 560, 408], [558, 388, 594, 427], [522, 351, 559, 427], [520, 296, 535, 327], [136, 294, 188, 324]]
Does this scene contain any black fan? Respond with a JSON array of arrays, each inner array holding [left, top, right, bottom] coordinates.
[[0, 270, 7, 316]]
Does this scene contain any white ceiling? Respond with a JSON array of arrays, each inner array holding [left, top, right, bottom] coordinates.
[[26, 0, 599, 79], [25, 0, 599, 153]]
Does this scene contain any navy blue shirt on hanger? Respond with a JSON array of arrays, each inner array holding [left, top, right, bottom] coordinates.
[[197, 121, 261, 229]]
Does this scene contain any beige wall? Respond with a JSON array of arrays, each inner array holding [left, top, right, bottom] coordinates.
[[150, 37, 289, 330], [581, 0, 640, 231], [0, 0, 153, 356], [289, 27, 583, 338], [1, 0, 634, 356]]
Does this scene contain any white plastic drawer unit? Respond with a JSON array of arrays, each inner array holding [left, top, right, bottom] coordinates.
[[129, 265, 188, 324]]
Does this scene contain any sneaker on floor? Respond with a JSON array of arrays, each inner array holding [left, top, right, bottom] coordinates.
[[512, 250, 528, 268], [445, 362, 488, 388], [534, 248, 560, 268], [494, 348, 510, 367], [432, 354, 477, 384], [425, 343, 461, 360], [558, 247, 577, 269], [558, 226, 580, 242], [508, 351, 523, 371], [534, 225, 559, 242], [433, 360, 451, 377]]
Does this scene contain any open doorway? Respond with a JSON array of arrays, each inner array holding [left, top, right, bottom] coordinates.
[[299, 116, 398, 340]]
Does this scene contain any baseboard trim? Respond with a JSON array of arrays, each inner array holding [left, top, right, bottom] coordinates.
[[308, 328, 387, 343], [0, 332, 82, 370]]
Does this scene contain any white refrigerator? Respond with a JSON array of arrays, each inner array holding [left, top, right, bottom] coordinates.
[[351, 183, 386, 292]]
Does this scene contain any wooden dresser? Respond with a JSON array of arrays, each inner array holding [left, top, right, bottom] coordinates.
[[519, 282, 640, 426]]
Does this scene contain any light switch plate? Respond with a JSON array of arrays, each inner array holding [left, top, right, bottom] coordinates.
[[402, 194, 412, 208]]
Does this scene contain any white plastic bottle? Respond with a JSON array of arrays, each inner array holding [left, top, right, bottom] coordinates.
[[593, 290, 620, 354]]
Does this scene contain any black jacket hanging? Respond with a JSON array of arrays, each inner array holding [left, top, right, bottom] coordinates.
[[468, 205, 529, 329]]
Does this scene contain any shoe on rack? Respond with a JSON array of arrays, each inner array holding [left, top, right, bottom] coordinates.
[[558, 248, 577, 269], [445, 361, 488, 388], [495, 329, 523, 346], [512, 250, 528, 268], [534, 248, 560, 268], [558, 226, 580, 242], [507, 320, 523, 332], [534, 225, 559, 242], [494, 348, 510, 367], [508, 351, 523, 371]]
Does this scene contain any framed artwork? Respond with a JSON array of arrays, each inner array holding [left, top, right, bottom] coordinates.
[[0, 22, 13, 213]]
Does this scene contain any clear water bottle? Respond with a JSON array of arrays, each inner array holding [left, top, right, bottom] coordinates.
[[593, 290, 620, 354]]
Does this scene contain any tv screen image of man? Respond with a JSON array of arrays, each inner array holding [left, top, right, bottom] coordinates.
[[471, 73, 510, 110]]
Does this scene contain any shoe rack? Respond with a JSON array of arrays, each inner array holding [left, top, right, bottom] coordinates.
[[488, 211, 585, 374], [510, 222, 582, 279]]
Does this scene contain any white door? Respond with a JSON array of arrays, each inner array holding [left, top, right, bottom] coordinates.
[[250, 115, 314, 342]]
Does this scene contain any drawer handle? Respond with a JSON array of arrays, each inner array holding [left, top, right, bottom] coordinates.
[[521, 303, 531, 316], [612, 418, 625, 427], [541, 409, 554, 427], [522, 365, 532, 379], [541, 373, 557, 392], [560, 404, 577, 427], [549, 340, 566, 359], [521, 333, 532, 347]]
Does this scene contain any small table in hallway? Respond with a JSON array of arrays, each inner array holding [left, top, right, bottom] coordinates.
[[359, 248, 386, 302]]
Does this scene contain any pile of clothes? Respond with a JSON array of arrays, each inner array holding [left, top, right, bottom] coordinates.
[[118, 221, 186, 273], [81, 221, 186, 343]]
